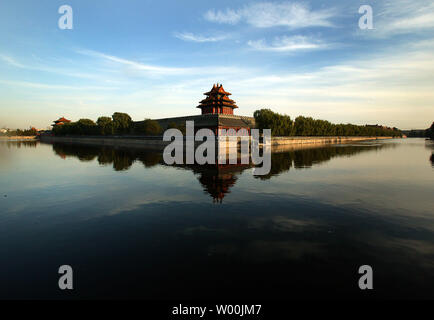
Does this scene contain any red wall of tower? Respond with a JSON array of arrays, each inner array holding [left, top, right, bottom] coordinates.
[[222, 107, 234, 115], [201, 106, 234, 115]]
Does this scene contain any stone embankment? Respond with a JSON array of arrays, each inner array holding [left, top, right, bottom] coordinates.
[[39, 135, 395, 149]]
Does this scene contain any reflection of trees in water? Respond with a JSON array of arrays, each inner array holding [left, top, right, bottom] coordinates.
[[293, 145, 384, 168], [425, 140, 434, 150], [256, 144, 385, 180], [53, 144, 97, 162], [51, 142, 249, 202], [112, 150, 135, 171], [257, 152, 294, 180], [51, 143, 162, 171], [97, 148, 115, 165], [96, 149, 135, 171], [5, 141, 38, 148], [49, 142, 387, 201], [423, 141, 434, 167], [137, 152, 162, 168]]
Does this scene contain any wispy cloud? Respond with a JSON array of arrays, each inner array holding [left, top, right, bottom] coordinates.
[[76, 49, 251, 77], [204, 8, 241, 25], [0, 53, 108, 80], [174, 32, 228, 42], [0, 80, 117, 90], [0, 54, 25, 68], [204, 2, 337, 29], [109, 39, 434, 128], [230, 41, 434, 128], [76, 49, 192, 75], [367, 0, 434, 37], [248, 35, 327, 52]]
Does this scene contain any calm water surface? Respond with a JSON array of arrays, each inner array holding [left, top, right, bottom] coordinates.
[[0, 138, 433, 299]]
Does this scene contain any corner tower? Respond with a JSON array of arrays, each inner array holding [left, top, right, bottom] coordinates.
[[197, 84, 238, 115]]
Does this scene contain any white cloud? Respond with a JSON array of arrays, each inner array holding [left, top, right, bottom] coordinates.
[[229, 43, 434, 128], [111, 41, 434, 129], [0, 54, 25, 68], [174, 32, 228, 42], [76, 49, 192, 75], [0, 80, 117, 91], [0, 53, 108, 80], [3, 37, 434, 129], [204, 2, 336, 29], [204, 8, 242, 25], [248, 35, 326, 52], [75, 49, 251, 77], [367, 0, 434, 37]]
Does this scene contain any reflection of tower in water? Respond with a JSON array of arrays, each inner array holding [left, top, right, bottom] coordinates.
[[197, 169, 238, 203], [47, 141, 389, 202], [188, 161, 251, 203]]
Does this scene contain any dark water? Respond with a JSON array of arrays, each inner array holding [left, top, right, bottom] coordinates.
[[0, 138, 433, 299]]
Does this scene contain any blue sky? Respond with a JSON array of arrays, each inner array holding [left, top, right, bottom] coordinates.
[[0, 0, 433, 129]]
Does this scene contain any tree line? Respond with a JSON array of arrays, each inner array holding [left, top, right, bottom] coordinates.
[[52, 109, 407, 137], [402, 122, 434, 139], [53, 112, 179, 136], [53, 112, 187, 136], [1, 127, 38, 136], [254, 109, 402, 137], [422, 122, 434, 139]]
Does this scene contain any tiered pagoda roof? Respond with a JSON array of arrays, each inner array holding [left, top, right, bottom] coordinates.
[[54, 117, 70, 123], [52, 117, 71, 127], [197, 84, 238, 113]]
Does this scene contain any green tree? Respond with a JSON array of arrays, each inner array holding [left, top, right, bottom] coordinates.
[[76, 119, 97, 135], [97, 116, 113, 135], [426, 122, 434, 139], [254, 109, 293, 136], [112, 112, 132, 134], [141, 119, 162, 136], [167, 121, 178, 130], [167, 121, 186, 135], [254, 108, 402, 137]]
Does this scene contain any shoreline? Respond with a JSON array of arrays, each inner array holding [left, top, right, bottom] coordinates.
[[0, 136, 37, 141], [270, 136, 394, 145], [39, 135, 397, 149]]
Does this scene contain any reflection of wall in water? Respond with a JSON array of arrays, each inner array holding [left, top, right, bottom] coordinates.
[[50, 142, 252, 203], [47, 142, 389, 202]]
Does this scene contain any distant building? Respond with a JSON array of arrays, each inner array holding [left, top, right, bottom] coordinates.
[[52, 117, 71, 127], [366, 124, 393, 130], [151, 84, 255, 135]]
